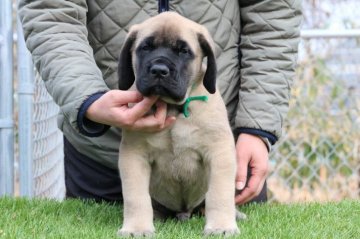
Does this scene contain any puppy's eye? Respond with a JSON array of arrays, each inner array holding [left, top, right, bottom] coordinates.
[[179, 47, 189, 55], [141, 44, 153, 51]]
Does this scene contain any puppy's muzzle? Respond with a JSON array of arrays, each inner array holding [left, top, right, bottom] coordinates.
[[138, 58, 184, 101]]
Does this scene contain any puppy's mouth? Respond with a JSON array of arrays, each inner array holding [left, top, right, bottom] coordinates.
[[141, 85, 186, 105], [159, 95, 187, 105], [149, 85, 172, 98]]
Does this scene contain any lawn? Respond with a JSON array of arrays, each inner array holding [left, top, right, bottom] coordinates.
[[0, 197, 359, 238]]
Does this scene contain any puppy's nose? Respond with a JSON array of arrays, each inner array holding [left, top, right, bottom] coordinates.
[[150, 64, 170, 78]]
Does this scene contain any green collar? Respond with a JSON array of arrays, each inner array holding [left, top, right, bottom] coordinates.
[[182, 95, 208, 118]]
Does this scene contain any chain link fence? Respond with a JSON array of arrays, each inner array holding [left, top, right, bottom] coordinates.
[[32, 72, 65, 199], [268, 35, 360, 202]]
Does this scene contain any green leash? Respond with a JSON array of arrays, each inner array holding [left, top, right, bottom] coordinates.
[[182, 95, 208, 118]]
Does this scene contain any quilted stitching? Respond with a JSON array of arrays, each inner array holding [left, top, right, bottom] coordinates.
[[236, 0, 302, 138]]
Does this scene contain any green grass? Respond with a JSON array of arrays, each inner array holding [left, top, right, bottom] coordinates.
[[0, 198, 359, 238]]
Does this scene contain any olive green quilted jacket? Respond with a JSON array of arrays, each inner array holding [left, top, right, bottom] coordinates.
[[18, 0, 302, 169]]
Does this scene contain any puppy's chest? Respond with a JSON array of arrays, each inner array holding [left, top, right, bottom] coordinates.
[[147, 120, 205, 179]]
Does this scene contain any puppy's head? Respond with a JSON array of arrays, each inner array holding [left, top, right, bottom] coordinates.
[[118, 12, 217, 104]]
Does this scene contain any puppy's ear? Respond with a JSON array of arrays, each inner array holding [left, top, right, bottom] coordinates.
[[198, 33, 217, 94], [118, 30, 137, 90]]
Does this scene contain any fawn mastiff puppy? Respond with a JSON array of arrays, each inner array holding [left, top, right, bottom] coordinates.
[[117, 12, 240, 237]]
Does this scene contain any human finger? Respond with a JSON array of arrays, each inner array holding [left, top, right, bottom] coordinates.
[[126, 96, 159, 122], [235, 173, 264, 205], [163, 116, 176, 128], [153, 100, 167, 128], [130, 114, 165, 132], [235, 150, 249, 192], [110, 90, 144, 104]]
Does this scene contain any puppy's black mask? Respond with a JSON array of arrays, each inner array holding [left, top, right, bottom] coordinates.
[[118, 30, 216, 102], [134, 36, 194, 101]]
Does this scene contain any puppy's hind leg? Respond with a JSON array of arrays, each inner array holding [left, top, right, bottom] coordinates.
[[118, 147, 155, 237]]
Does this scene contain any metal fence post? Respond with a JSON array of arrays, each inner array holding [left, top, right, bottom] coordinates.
[[0, 0, 14, 196], [17, 17, 34, 197]]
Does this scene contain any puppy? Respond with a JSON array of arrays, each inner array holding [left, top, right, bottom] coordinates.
[[117, 12, 240, 237]]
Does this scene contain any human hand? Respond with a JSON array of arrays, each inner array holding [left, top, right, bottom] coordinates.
[[86, 90, 176, 132], [235, 133, 269, 205]]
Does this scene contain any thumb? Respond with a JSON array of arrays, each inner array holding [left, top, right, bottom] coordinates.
[[127, 95, 159, 120], [235, 149, 250, 191], [114, 90, 143, 103]]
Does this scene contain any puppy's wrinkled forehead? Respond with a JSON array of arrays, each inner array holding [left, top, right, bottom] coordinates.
[[141, 29, 192, 51], [134, 12, 202, 50]]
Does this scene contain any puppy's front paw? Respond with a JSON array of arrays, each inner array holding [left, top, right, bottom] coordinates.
[[204, 225, 240, 237], [117, 227, 155, 238]]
